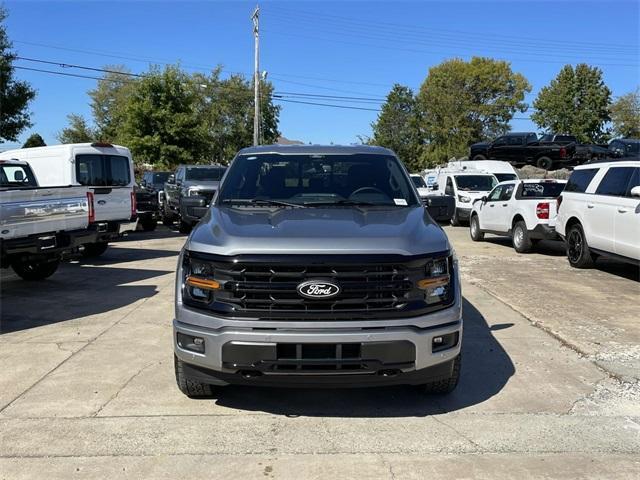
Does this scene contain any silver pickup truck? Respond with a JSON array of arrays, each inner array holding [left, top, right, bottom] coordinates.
[[173, 145, 462, 397], [0, 159, 93, 280]]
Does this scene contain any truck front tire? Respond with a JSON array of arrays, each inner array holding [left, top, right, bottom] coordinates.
[[174, 356, 217, 398], [11, 258, 60, 281], [419, 354, 461, 394], [141, 218, 158, 231], [470, 215, 484, 241]]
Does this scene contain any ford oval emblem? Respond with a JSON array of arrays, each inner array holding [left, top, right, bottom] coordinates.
[[297, 280, 341, 299]]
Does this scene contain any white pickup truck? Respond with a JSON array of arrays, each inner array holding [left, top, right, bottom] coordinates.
[[469, 178, 567, 253], [0, 159, 93, 280]]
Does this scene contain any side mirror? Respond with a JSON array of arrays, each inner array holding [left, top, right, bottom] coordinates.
[[630, 186, 640, 198], [176, 179, 182, 187], [431, 183, 438, 190], [167, 174, 175, 184], [481, 195, 488, 203]]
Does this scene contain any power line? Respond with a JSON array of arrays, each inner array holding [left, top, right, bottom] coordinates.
[[274, 98, 381, 112]]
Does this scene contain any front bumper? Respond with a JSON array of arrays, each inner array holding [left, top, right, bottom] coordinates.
[[456, 207, 472, 220], [180, 197, 210, 225], [174, 296, 462, 387]]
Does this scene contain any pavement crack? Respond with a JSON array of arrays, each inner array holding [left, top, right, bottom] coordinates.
[[431, 415, 485, 452], [0, 294, 156, 415], [93, 362, 158, 417]]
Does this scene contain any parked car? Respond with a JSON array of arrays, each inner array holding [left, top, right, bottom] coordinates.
[[173, 145, 462, 397], [411, 174, 455, 223], [162, 164, 226, 233], [539, 134, 608, 164], [1, 143, 137, 257], [607, 138, 640, 161], [469, 179, 567, 253], [447, 159, 518, 183], [433, 168, 498, 225], [469, 132, 576, 170], [0, 159, 92, 280], [556, 161, 639, 268], [136, 171, 171, 231]]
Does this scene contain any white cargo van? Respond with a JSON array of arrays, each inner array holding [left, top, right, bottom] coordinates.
[[447, 160, 518, 183], [2, 143, 137, 256], [434, 168, 498, 225]]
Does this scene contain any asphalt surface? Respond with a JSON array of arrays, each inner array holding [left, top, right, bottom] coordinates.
[[1, 224, 638, 479]]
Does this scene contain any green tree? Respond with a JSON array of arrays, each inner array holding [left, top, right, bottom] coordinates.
[[0, 7, 36, 143], [532, 64, 612, 143], [370, 84, 424, 171], [417, 57, 531, 167], [610, 88, 640, 138], [22, 133, 46, 148], [57, 114, 95, 143], [88, 65, 136, 142], [118, 65, 209, 168]]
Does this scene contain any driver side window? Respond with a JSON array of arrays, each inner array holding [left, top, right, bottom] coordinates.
[[488, 186, 503, 201], [493, 136, 507, 147]]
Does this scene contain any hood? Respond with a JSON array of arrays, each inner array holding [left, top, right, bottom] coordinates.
[[459, 190, 490, 200], [187, 206, 450, 256], [182, 180, 220, 190]]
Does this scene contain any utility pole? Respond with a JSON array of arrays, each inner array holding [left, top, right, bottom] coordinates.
[[252, 5, 260, 146]]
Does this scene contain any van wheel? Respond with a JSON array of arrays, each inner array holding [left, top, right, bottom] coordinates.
[[566, 223, 594, 268], [11, 258, 60, 281], [450, 210, 461, 226], [178, 220, 192, 234], [470, 215, 484, 241], [536, 156, 553, 170], [419, 354, 461, 394], [141, 218, 157, 232], [174, 356, 217, 398], [512, 221, 533, 253], [82, 242, 109, 258], [472, 154, 486, 160]]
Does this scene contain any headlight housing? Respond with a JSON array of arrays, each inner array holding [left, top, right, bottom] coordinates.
[[187, 188, 200, 197], [182, 254, 219, 303], [458, 194, 471, 203], [418, 256, 453, 305]]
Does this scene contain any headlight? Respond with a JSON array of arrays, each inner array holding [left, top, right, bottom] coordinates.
[[458, 194, 471, 203], [182, 254, 218, 303], [187, 188, 200, 197], [418, 256, 453, 305]]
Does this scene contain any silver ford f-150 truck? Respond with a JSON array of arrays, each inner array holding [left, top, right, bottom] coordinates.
[[173, 145, 462, 397]]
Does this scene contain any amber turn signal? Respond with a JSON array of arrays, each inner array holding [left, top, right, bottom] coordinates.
[[417, 275, 449, 289], [186, 276, 220, 290]]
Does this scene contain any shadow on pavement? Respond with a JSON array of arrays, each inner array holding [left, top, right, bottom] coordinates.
[[78, 246, 179, 266], [211, 298, 514, 417], [0, 262, 171, 334]]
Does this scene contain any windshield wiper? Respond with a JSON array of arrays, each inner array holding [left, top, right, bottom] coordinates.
[[221, 198, 306, 208], [303, 199, 382, 207]]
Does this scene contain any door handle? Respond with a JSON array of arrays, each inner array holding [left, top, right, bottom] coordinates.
[[618, 208, 629, 213], [489, 204, 495, 207], [587, 203, 594, 209], [502, 203, 508, 207]]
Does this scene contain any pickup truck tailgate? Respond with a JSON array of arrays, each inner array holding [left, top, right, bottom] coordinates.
[[1, 187, 89, 240]]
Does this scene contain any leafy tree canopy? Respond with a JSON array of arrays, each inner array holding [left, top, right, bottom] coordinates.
[[609, 88, 639, 138], [22, 133, 46, 148]]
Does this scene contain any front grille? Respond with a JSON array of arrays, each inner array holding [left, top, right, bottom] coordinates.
[[184, 252, 454, 320]]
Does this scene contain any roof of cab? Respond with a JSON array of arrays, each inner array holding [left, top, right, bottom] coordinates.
[[577, 160, 640, 169], [0, 158, 28, 166], [236, 144, 397, 156]]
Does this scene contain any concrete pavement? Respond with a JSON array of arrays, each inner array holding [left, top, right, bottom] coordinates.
[[1, 225, 638, 479]]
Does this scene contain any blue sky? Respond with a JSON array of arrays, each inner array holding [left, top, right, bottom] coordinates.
[[3, 0, 639, 149]]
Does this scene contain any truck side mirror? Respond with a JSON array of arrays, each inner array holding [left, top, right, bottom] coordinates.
[[167, 174, 175, 184], [481, 195, 488, 203]]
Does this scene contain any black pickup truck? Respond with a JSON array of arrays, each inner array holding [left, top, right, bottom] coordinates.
[[135, 171, 171, 231], [469, 132, 576, 170], [538, 134, 608, 164]]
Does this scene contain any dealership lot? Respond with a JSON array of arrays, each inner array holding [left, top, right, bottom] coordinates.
[[1, 226, 638, 479]]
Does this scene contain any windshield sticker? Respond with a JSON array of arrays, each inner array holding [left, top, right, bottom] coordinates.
[[394, 198, 408, 206]]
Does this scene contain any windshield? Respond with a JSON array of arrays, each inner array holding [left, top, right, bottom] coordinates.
[[218, 153, 419, 207], [151, 172, 170, 185], [0, 164, 38, 188], [454, 175, 497, 191], [185, 167, 225, 181], [519, 182, 566, 198], [495, 173, 518, 182], [411, 176, 427, 188]]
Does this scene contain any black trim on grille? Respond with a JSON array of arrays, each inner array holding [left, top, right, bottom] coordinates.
[[183, 252, 455, 320]]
